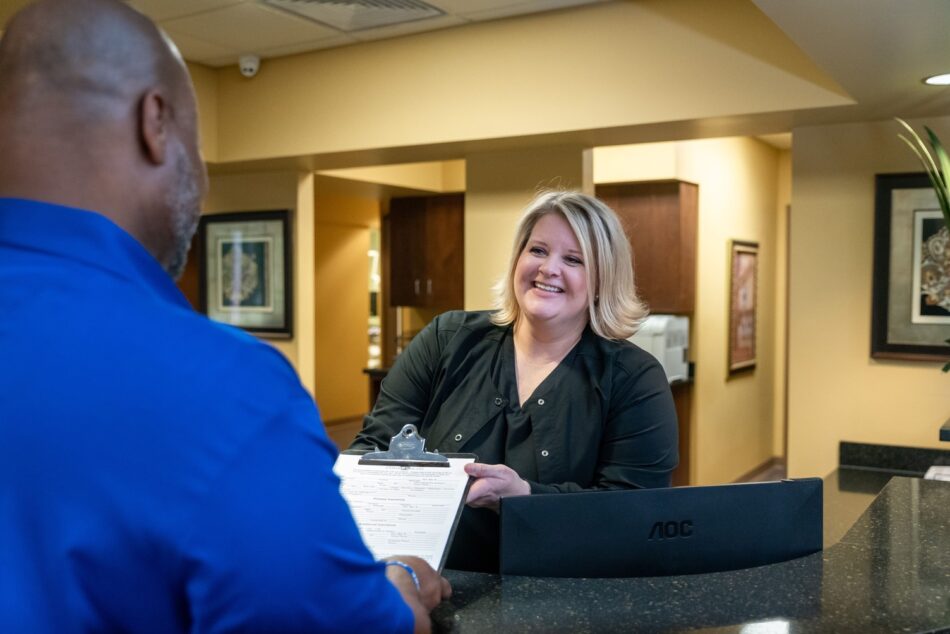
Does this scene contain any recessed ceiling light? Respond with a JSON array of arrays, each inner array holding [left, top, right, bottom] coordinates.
[[922, 73, 950, 86]]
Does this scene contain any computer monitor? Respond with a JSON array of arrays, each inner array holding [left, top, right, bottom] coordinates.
[[499, 478, 822, 577]]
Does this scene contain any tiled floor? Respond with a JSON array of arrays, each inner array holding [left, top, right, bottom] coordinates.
[[325, 417, 363, 451]]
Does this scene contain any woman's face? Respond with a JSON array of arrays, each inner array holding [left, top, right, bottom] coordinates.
[[514, 212, 590, 332]]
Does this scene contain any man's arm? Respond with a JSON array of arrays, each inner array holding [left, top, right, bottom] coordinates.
[[384, 556, 452, 634], [181, 393, 449, 634]]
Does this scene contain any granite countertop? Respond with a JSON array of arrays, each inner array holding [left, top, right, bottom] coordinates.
[[431, 460, 950, 633]]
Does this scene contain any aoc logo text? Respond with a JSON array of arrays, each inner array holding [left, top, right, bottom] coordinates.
[[648, 520, 693, 540]]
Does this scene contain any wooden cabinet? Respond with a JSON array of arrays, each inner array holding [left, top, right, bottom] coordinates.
[[389, 197, 427, 306], [388, 193, 464, 308], [597, 181, 697, 314]]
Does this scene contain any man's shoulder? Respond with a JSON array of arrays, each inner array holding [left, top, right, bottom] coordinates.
[[161, 305, 301, 392], [68, 284, 305, 408]]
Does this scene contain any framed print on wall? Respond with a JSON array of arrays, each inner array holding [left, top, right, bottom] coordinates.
[[871, 173, 950, 361], [198, 210, 293, 338], [728, 240, 759, 375]]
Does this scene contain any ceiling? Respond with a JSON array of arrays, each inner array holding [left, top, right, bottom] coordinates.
[[1, 0, 948, 167], [752, 0, 950, 125], [123, 0, 607, 67]]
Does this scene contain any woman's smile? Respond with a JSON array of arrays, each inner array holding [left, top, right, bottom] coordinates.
[[533, 281, 563, 293]]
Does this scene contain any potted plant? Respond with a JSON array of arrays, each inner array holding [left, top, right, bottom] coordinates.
[[896, 118, 950, 372]]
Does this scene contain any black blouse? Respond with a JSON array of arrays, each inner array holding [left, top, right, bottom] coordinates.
[[351, 310, 678, 572]]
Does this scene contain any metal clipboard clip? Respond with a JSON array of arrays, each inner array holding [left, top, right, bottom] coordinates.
[[358, 424, 450, 468]]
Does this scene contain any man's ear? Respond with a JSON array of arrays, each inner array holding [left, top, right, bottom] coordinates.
[[139, 89, 168, 165]]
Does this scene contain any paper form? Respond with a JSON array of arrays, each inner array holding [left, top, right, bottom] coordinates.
[[333, 453, 475, 571]]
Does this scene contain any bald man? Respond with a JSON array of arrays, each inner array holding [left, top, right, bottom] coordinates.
[[0, 1, 449, 632]]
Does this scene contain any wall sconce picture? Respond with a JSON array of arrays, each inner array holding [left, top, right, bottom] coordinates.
[[198, 210, 293, 338], [728, 240, 758, 374], [872, 173, 950, 362]]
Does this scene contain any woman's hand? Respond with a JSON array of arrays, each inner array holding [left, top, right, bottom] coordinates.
[[463, 462, 531, 512]]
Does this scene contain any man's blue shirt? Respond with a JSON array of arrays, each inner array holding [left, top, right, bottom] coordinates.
[[0, 198, 413, 633]]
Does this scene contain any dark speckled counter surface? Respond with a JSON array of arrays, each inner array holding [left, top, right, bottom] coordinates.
[[430, 443, 950, 633]]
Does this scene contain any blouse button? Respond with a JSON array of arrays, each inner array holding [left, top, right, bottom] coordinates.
[[537, 398, 545, 406], [493, 397, 503, 406], [541, 450, 550, 457], [454, 434, 463, 442]]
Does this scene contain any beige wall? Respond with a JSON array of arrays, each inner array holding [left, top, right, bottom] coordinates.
[[311, 187, 379, 422], [464, 146, 592, 310], [203, 171, 316, 394], [186, 62, 218, 163], [677, 138, 782, 484], [789, 118, 950, 478], [312, 223, 370, 422], [209, 0, 847, 164], [593, 143, 678, 183], [774, 149, 792, 458], [320, 160, 465, 193], [295, 173, 316, 393], [594, 137, 785, 485]]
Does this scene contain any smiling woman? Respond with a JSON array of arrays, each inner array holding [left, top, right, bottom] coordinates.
[[493, 191, 648, 338], [351, 190, 679, 573], [514, 213, 590, 336]]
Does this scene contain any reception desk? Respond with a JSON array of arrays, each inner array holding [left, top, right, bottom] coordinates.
[[431, 444, 950, 633]]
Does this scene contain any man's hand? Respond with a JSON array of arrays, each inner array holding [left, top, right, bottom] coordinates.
[[384, 555, 451, 634], [463, 462, 531, 512]]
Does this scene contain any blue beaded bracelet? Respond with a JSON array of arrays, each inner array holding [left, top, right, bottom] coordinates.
[[385, 560, 421, 591]]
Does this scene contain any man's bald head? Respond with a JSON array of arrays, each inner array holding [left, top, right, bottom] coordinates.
[[0, 0, 207, 280], [1, 0, 182, 116]]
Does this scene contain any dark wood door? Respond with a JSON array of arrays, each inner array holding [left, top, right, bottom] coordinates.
[[424, 193, 464, 308], [388, 196, 427, 306]]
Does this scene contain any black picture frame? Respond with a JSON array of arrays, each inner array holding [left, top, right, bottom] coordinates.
[[871, 173, 950, 362], [197, 210, 293, 338]]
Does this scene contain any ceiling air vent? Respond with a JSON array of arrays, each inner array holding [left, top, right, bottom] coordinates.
[[262, 0, 444, 32]]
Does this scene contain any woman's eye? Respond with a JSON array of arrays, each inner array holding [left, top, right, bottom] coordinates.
[[565, 256, 583, 266], [529, 246, 546, 256]]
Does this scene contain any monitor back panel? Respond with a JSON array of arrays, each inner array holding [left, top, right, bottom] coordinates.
[[499, 478, 822, 577]]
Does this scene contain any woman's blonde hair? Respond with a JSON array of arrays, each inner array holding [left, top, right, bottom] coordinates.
[[491, 190, 647, 340]]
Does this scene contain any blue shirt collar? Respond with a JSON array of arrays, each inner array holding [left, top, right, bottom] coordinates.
[[0, 197, 192, 310]]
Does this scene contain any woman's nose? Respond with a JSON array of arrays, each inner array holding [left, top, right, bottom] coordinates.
[[539, 258, 559, 276]]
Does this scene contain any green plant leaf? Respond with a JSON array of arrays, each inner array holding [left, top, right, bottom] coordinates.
[[896, 119, 950, 224], [925, 127, 950, 185], [898, 133, 950, 212], [926, 126, 950, 227], [897, 119, 942, 175]]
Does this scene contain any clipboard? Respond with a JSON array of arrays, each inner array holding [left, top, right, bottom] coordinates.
[[334, 424, 476, 572]]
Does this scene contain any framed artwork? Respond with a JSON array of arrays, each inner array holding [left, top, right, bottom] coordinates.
[[871, 174, 950, 361], [198, 210, 293, 338], [728, 240, 758, 374]]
